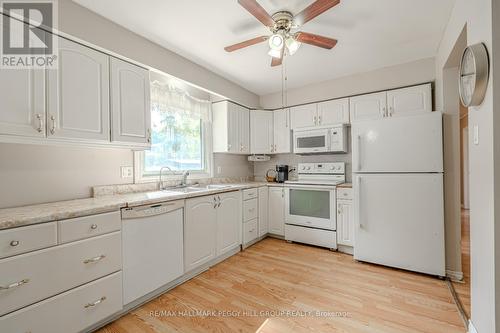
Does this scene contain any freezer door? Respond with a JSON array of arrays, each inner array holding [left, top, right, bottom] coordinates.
[[352, 112, 443, 173], [353, 173, 445, 276]]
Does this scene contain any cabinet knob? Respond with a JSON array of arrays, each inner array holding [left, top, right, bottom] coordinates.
[[90, 224, 98, 230], [35, 114, 43, 133], [10, 240, 20, 247]]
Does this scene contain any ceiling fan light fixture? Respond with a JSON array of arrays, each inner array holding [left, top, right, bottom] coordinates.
[[285, 37, 301, 55], [268, 33, 284, 50], [268, 48, 282, 58]]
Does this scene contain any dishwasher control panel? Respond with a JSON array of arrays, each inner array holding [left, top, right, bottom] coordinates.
[[121, 200, 184, 219]]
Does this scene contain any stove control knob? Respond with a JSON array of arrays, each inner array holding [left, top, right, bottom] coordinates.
[[307, 166, 311, 170]]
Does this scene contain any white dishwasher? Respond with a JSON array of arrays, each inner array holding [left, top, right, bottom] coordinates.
[[121, 200, 184, 305]]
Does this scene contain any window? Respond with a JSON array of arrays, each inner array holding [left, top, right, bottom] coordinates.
[[135, 80, 212, 182]]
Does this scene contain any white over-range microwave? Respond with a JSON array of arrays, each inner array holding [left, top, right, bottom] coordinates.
[[293, 124, 348, 154]]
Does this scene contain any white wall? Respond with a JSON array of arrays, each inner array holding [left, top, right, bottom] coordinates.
[[58, 0, 259, 108], [260, 58, 436, 109], [0, 144, 133, 208], [435, 0, 497, 332]]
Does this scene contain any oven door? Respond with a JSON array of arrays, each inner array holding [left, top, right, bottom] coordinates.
[[285, 185, 336, 230], [293, 128, 330, 154]]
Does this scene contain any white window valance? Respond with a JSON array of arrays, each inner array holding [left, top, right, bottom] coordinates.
[[150, 80, 211, 121]]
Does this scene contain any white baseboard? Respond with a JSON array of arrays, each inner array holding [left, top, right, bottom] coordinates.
[[468, 320, 478, 333], [446, 269, 464, 282]]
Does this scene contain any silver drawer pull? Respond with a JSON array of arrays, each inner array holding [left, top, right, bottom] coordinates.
[[90, 224, 98, 230], [84, 296, 106, 308], [0, 278, 29, 290], [83, 255, 106, 264], [10, 240, 20, 247]]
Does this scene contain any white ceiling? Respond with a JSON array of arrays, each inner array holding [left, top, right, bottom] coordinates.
[[73, 0, 455, 96]]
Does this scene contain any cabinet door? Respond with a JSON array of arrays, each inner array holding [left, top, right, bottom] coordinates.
[[317, 98, 350, 125], [216, 192, 241, 256], [227, 103, 240, 153], [337, 200, 354, 246], [0, 68, 46, 138], [258, 187, 269, 236], [290, 104, 317, 129], [387, 84, 432, 118], [268, 187, 285, 236], [47, 37, 110, 142], [184, 196, 217, 272], [349, 92, 387, 122], [250, 110, 273, 154], [273, 109, 291, 154], [110, 57, 151, 145], [239, 107, 250, 154]]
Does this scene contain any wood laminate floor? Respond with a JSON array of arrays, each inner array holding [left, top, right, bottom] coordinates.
[[451, 209, 471, 318], [97, 238, 466, 333]]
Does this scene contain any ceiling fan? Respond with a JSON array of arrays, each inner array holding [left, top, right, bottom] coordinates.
[[225, 0, 340, 67]]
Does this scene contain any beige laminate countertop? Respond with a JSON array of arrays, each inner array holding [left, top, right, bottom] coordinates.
[[0, 182, 284, 231]]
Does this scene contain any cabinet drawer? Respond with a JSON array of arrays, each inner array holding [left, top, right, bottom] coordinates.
[[243, 219, 258, 244], [242, 188, 258, 201], [0, 222, 57, 259], [243, 198, 258, 221], [0, 231, 121, 316], [337, 188, 353, 200], [58, 211, 121, 243], [0, 272, 122, 333]]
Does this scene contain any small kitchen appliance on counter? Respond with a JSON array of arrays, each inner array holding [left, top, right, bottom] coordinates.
[[275, 165, 289, 183]]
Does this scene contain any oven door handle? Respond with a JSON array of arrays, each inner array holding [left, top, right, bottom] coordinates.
[[286, 184, 336, 190]]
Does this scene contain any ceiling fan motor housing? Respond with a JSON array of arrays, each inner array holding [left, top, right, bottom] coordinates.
[[271, 11, 293, 33]]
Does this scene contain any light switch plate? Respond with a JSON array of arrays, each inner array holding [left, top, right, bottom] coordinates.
[[473, 125, 479, 145], [121, 166, 133, 178], [217, 166, 222, 175]]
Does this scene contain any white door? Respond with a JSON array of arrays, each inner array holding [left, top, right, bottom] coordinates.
[[273, 109, 291, 153], [239, 107, 250, 154], [184, 196, 217, 272], [352, 112, 443, 173], [110, 57, 151, 145], [349, 91, 387, 122], [216, 192, 241, 256], [258, 187, 269, 236], [336, 200, 353, 246], [290, 104, 317, 129], [317, 98, 350, 125], [353, 174, 445, 276], [0, 68, 46, 137], [387, 84, 432, 118], [250, 110, 273, 154], [47, 37, 110, 142], [227, 103, 240, 153], [268, 187, 285, 236]]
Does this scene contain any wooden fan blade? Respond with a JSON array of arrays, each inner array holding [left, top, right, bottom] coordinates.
[[224, 36, 268, 52], [294, 0, 340, 26], [296, 32, 338, 49], [238, 0, 275, 27], [271, 47, 284, 67]]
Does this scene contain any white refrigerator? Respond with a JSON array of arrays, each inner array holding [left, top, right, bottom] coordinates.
[[352, 112, 445, 276]]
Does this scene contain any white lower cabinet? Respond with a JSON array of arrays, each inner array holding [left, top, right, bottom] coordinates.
[[268, 187, 285, 236], [336, 188, 354, 248], [243, 219, 258, 244], [258, 187, 269, 236], [0, 272, 122, 333], [185, 192, 241, 272]]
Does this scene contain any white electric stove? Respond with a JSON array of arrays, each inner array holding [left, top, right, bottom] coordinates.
[[284, 162, 346, 250]]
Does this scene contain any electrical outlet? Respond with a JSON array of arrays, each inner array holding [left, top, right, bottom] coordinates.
[[121, 166, 133, 178], [217, 166, 222, 175]]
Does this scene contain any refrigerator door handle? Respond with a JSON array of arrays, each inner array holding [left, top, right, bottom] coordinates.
[[356, 135, 362, 171]]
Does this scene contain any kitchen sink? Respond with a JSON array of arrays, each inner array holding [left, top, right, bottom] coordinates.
[[205, 184, 233, 189], [166, 186, 206, 193]]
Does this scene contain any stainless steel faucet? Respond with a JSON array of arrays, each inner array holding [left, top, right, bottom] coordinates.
[[159, 166, 172, 190], [181, 170, 190, 186]]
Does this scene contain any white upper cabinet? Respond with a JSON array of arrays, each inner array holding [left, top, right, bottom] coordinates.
[[0, 68, 46, 138], [47, 37, 110, 142], [386, 84, 432, 118], [273, 108, 292, 154], [290, 104, 317, 129], [213, 101, 250, 154], [317, 98, 350, 125], [250, 110, 273, 154], [349, 91, 387, 122], [110, 58, 151, 146]]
